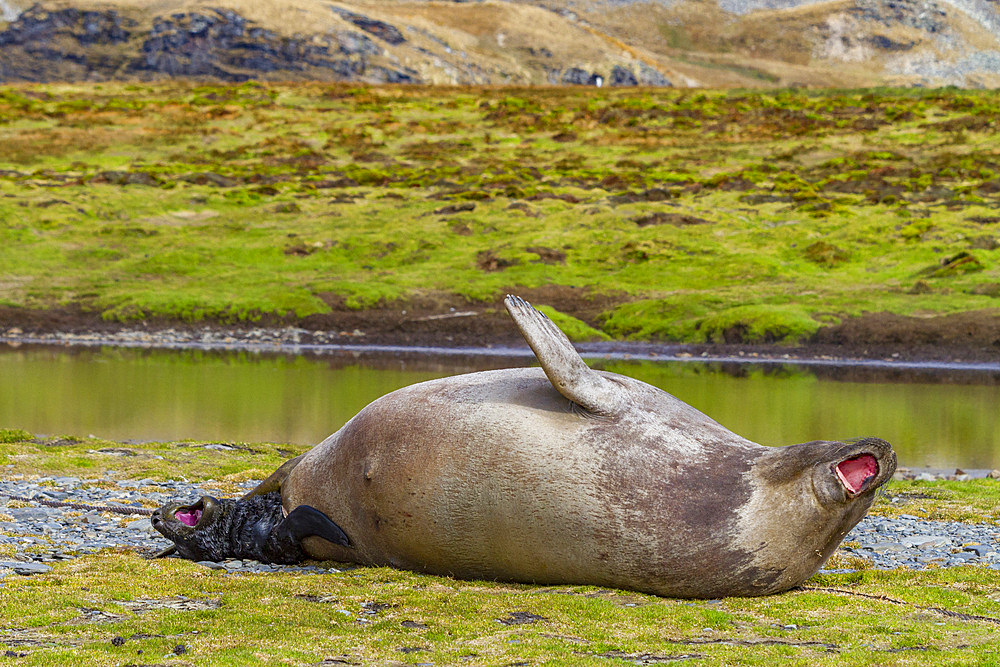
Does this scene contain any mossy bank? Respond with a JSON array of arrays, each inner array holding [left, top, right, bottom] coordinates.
[[1, 83, 999, 357]]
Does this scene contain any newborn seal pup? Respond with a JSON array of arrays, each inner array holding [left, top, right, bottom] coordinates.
[[155, 295, 895, 597], [151, 491, 349, 563]]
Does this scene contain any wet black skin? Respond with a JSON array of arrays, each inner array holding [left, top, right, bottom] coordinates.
[[151, 491, 351, 564]]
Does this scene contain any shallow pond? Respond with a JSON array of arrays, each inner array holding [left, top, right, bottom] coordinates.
[[1, 345, 998, 469]]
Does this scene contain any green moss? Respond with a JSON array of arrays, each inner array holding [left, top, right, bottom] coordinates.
[[534, 305, 611, 342], [2, 83, 1000, 339], [0, 428, 33, 443], [695, 305, 822, 344]]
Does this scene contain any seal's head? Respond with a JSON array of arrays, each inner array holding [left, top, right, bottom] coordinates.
[[804, 436, 896, 509], [736, 436, 896, 594], [151, 495, 231, 561]]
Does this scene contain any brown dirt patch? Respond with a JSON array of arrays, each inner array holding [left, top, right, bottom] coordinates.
[[525, 246, 567, 265], [811, 310, 1000, 360], [2, 296, 1000, 362], [633, 212, 710, 227], [303, 286, 621, 346], [475, 250, 518, 272]]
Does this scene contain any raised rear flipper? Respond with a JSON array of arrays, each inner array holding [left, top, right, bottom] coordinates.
[[504, 295, 623, 416]]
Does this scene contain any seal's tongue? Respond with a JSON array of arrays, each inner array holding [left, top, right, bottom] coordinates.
[[175, 508, 202, 526], [836, 454, 878, 494]]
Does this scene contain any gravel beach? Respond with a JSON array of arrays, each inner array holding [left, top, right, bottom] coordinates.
[[2, 325, 998, 581], [1, 474, 997, 579]]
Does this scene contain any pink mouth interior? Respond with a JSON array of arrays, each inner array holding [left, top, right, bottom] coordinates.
[[175, 508, 202, 526], [836, 454, 878, 494]]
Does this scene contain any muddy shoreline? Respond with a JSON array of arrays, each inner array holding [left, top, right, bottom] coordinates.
[[1, 301, 999, 371]]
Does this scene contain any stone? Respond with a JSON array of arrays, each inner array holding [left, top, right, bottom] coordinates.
[[9, 507, 51, 521], [963, 544, 991, 557], [899, 535, 950, 549], [610, 65, 638, 86], [0, 560, 52, 575], [197, 560, 226, 570]]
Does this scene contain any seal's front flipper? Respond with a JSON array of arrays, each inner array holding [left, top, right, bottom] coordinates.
[[276, 505, 351, 548], [149, 544, 176, 559], [504, 294, 623, 416]]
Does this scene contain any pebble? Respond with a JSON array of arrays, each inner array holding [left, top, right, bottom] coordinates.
[[0, 476, 996, 578]]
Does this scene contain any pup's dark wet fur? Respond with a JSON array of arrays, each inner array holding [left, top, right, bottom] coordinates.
[[151, 491, 350, 563]]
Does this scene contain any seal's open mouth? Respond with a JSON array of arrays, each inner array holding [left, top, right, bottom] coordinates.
[[174, 501, 203, 527], [836, 454, 879, 494]]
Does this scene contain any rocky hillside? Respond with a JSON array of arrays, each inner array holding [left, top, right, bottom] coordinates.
[[0, 0, 997, 86]]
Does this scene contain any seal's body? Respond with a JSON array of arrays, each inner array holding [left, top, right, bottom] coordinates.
[[154, 295, 895, 598], [281, 296, 895, 597]]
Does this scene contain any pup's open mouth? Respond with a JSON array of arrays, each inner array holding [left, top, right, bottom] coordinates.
[[836, 454, 879, 495], [173, 501, 204, 527]]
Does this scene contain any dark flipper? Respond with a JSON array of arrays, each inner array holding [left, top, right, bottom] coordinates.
[[150, 544, 176, 559], [275, 505, 351, 549]]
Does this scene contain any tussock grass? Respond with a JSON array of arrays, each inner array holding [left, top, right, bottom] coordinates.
[[1, 83, 999, 342]]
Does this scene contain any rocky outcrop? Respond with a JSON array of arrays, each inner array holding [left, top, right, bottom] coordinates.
[[328, 6, 406, 46], [549, 63, 670, 87], [0, 4, 419, 83], [0, 1, 679, 86], [1, 0, 993, 87], [134, 10, 383, 80]]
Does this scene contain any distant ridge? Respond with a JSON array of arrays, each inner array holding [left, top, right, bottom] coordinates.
[[0, 0, 997, 86]]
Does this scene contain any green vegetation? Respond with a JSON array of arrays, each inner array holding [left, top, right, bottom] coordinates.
[[3, 555, 999, 665], [1, 83, 999, 342], [1, 431, 999, 664]]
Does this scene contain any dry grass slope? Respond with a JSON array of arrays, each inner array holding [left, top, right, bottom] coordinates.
[[1, 0, 999, 86]]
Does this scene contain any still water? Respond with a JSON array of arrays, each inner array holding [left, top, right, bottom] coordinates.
[[1, 345, 998, 469]]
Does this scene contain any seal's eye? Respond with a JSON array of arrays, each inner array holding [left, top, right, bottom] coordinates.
[[174, 500, 204, 527], [836, 454, 878, 494]]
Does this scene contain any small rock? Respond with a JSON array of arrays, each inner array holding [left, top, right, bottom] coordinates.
[[196, 560, 226, 570], [0, 560, 52, 575], [126, 519, 156, 534], [900, 536, 950, 549], [963, 545, 991, 557], [9, 507, 52, 521]]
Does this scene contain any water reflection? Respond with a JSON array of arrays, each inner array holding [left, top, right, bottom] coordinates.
[[1, 345, 997, 468]]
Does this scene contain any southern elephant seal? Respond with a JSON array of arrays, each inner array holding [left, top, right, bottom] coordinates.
[[154, 295, 895, 598], [151, 490, 349, 563]]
